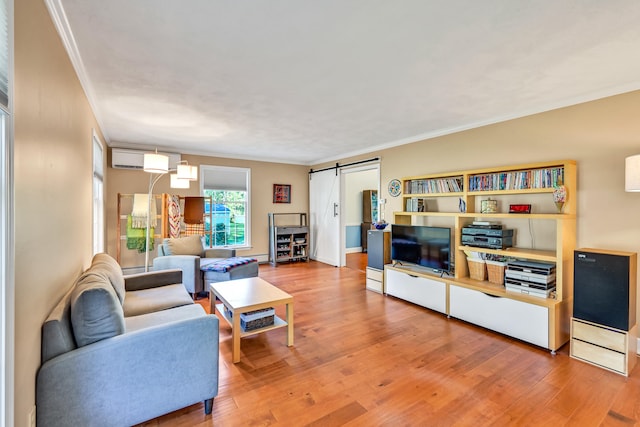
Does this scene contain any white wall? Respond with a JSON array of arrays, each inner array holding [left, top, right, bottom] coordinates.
[[14, 0, 105, 424], [321, 90, 640, 332], [345, 169, 378, 224]]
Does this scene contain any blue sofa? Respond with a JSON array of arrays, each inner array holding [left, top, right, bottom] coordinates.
[[36, 253, 219, 427]]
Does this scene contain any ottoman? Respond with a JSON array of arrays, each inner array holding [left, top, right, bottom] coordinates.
[[201, 257, 259, 285]]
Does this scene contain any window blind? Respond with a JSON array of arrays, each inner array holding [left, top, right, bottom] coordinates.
[[202, 166, 249, 191], [0, 0, 8, 108]]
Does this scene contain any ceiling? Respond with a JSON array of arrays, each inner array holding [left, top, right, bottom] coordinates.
[[50, 0, 640, 165]]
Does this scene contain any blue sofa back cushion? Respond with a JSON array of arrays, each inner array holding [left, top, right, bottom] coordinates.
[[41, 286, 77, 363], [162, 235, 204, 256], [91, 253, 126, 304], [70, 272, 125, 347]]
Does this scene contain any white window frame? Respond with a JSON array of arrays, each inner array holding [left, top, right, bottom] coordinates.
[[92, 130, 104, 254], [1, 0, 13, 425], [200, 165, 251, 249]]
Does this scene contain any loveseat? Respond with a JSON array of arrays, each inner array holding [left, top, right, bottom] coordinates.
[[36, 253, 219, 427], [153, 235, 259, 297]]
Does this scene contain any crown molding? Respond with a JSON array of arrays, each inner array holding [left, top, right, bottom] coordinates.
[[44, 0, 110, 143]]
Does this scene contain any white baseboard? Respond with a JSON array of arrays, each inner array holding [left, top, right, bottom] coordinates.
[[122, 266, 144, 275], [346, 247, 363, 254], [253, 254, 269, 263]]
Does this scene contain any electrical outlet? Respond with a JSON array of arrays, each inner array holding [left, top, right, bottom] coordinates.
[[28, 406, 36, 427]]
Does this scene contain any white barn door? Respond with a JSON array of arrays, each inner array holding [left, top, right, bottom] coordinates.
[[309, 169, 341, 266]]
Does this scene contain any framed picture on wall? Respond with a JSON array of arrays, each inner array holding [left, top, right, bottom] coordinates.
[[273, 184, 291, 203]]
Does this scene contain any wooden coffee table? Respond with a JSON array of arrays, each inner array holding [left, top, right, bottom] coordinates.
[[210, 277, 294, 363]]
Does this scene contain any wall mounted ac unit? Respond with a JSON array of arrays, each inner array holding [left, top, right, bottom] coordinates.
[[111, 148, 181, 170]]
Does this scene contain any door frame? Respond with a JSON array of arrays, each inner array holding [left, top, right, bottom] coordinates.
[[339, 163, 380, 267]]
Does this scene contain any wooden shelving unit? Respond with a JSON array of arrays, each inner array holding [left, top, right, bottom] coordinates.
[[387, 160, 577, 352], [268, 213, 310, 266], [116, 193, 213, 264], [116, 193, 165, 263]]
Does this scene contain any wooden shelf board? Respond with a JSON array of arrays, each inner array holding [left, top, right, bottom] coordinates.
[[467, 188, 555, 196], [450, 277, 559, 308], [394, 212, 575, 220], [393, 211, 456, 217], [215, 303, 288, 337], [458, 246, 557, 261], [402, 192, 464, 198], [460, 212, 576, 220]]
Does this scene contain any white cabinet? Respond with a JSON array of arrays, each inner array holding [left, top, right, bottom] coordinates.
[[365, 267, 384, 294], [449, 285, 549, 348], [385, 267, 446, 314], [571, 318, 637, 376]]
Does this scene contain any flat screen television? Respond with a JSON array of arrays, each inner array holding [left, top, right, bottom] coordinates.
[[391, 224, 451, 273]]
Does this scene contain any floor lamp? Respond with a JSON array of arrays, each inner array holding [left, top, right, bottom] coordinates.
[[143, 151, 198, 272]]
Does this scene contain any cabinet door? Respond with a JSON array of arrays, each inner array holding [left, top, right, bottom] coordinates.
[[362, 190, 378, 223], [385, 269, 446, 314], [449, 285, 549, 348]]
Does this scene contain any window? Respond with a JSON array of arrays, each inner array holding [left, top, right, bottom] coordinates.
[[0, 0, 7, 109], [0, 0, 12, 425], [201, 166, 250, 249], [92, 132, 104, 254]]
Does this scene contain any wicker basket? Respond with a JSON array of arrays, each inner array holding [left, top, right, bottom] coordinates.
[[485, 260, 506, 285], [467, 258, 487, 281]]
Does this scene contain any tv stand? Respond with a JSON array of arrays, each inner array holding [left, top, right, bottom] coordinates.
[[389, 159, 576, 352], [385, 266, 447, 314]]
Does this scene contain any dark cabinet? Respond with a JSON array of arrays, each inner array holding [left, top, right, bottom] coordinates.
[[367, 230, 391, 270]]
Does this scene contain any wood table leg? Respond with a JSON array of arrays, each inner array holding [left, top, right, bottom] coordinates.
[[232, 310, 241, 363], [286, 302, 294, 347]]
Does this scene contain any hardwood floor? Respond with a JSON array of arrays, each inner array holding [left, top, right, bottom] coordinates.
[[138, 254, 640, 426]]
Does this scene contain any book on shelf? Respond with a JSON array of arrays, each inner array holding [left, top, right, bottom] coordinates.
[[406, 198, 427, 212], [404, 176, 463, 194], [468, 167, 564, 192]]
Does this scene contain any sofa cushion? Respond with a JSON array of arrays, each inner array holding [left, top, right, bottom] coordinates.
[[91, 253, 126, 304], [70, 274, 125, 347], [202, 260, 259, 284], [123, 284, 194, 317], [201, 257, 257, 273], [124, 304, 206, 333], [41, 286, 77, 363], [163, 235, 203, 256]]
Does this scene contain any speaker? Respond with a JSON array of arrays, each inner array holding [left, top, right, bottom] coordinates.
[[367, 230, 391, 270], [574, 248, 637, 331]]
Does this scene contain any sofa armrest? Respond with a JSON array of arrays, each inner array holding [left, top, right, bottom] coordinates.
[[124, 269, 183, 292], [36, 315, 219, 427], [203, 248, 236, 258], [152, 255, 202, 294]]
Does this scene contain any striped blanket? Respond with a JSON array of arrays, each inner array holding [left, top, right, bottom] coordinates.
[[201, 257, 257, 273]]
